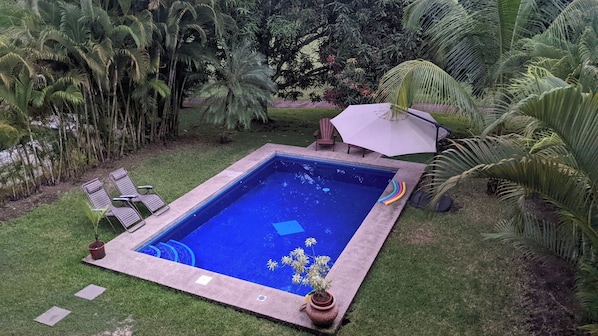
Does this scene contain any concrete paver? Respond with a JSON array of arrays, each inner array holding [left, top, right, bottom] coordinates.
[[74, 284, 106, 300], [34, 306, 71, 327]]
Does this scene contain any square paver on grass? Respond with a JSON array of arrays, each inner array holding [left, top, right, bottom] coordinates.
[[74, 284, 106, 300], [35, 306, 71, 326]]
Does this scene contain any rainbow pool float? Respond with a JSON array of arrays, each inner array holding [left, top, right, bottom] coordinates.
[[378, 180, 407, 205]]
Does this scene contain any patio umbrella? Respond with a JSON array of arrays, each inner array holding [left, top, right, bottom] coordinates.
[[330, 103, 450, 157]]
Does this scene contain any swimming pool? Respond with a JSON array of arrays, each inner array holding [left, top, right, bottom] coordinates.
[[84, 143, 426, 331], [137, 155, 396, 295]]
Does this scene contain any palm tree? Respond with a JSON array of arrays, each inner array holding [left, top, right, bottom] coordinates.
[[150, 0, 234, 139], [374, 0, 598, 128], [0, 45, 46, 196], [200, 40, 276, 143], [425, 85, 598, 328], [375, 0, 598, 328], [37, 0, 158, 156]]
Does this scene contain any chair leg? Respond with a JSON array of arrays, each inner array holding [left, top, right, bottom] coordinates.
[[104, 217, 117, 232]]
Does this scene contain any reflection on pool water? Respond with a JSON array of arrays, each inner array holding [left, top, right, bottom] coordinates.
[[138, 155, 396, 295]]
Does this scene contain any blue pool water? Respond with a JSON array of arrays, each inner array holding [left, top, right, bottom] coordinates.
[[138, 155, 396, 295]]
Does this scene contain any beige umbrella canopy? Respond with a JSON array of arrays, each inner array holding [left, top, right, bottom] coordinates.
[[330, 103, 450, 157]]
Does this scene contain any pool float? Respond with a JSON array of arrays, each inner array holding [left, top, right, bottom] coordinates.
[[378, 180, 407, 205]]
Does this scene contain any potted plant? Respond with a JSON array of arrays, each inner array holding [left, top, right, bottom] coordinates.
[[267, 237, 339, 327], [83, 202, 109, 260]]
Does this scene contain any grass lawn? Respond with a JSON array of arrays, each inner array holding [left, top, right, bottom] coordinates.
[[0, 106, 528, 335]]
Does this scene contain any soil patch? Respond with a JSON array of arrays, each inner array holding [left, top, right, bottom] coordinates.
[[522, 256, 585, 335]]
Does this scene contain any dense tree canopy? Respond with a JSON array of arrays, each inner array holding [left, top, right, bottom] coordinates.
[[0, 0, 232, 198], [223, 0, 423, 105]]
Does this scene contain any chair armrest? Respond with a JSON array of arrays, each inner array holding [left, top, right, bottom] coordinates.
[[137, 185, 154, 194], [313, 130, 320, 138], [119, 194, 137, 199], [113, 197, 136, 208]]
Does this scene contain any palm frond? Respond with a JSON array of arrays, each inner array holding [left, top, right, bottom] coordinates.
[[486, 214, 581, 263], [429, 135, 598, 247], [374, 60, 484, 128], [576, 260, 598, 321], [543, 0, 598, 47], [516, 86, 598, 182]]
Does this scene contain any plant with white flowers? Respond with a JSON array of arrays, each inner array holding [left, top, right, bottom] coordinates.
[[267, 237, 332, 294]]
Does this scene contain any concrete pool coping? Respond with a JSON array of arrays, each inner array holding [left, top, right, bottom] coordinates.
[[83, 143, 427, 333]]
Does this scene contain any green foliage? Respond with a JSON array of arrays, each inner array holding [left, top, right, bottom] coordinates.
[[321, 0, 423, 106], [375, 60, 484, 129], [81, 201, 109, 242], [403, 0, 567, 93], [426, 86, 598, 325], [223, 0, 423, 104], [0, 0, 235, 196], [268, 237, 332, 294], [0, 122, 20, 149], [200, 40, 276, 143], [577, 260, 598, 334], [431, 112, 480, 139]]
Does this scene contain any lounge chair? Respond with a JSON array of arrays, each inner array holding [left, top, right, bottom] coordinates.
[[82, 178, 145, 232], [313, 118, 338, 151], [109, 167, 170, 216]]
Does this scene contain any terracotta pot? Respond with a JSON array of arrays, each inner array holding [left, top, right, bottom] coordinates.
[[304, 291, 339, 327], [88, 240, 106, 260], [311, 291, 333, 307]]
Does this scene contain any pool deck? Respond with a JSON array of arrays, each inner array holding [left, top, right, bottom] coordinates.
[[83, 142, 427, 334]]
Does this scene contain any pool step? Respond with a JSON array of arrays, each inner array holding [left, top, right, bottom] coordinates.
[[138, 241, 196, 267], [138, 244, 161, 258], [156, 242, 179, 262], [168, 240, 196, 267]]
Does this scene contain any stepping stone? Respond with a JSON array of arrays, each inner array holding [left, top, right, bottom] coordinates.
[[35, 306, 71, 326], [272, 220, 304, 236], [74, 284, 106, 300]]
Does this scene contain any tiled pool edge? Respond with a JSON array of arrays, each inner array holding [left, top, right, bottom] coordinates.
[[83, 143, 427, 333]]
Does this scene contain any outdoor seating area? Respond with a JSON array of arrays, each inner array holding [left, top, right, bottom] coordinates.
[[109, 168, 170, 216], [82, 169, 171, 233], [81, 178, 145, 233], [329, 103, 450, 157], [347, 143, 366, 157]]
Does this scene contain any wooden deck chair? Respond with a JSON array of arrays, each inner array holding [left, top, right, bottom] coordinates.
[[82, 178, 145, 232], [109, 168, 170, 216], [313, 118, 338, 151]]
